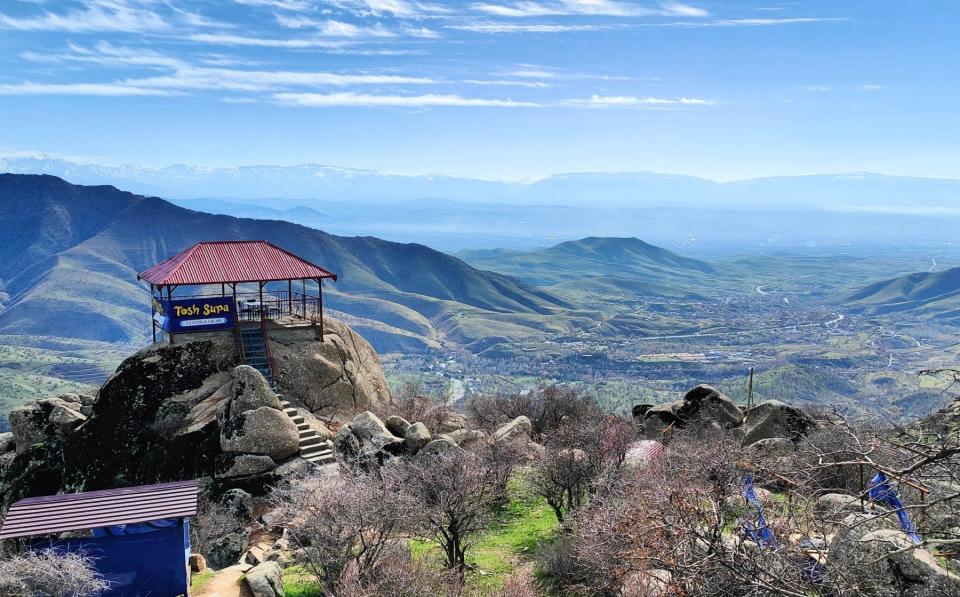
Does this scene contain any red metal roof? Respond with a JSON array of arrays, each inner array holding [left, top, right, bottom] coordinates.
[[138, 240, 337, 286], [0, 480, 198, 539]]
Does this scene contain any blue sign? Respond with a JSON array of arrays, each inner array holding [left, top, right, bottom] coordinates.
[[154, 296, 235, 333]]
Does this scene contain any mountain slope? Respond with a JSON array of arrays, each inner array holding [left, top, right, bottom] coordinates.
[[848, 267, 960, 320], [0, 174, 577, 351], [459, 237, 720, 298]]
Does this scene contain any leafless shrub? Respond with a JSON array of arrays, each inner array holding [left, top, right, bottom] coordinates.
[[502, 567, 539, 597], [335, 541, 460, 597], [468, 384, 603, 439], [190, 494, 245, 560], [380, 382, 455, 435], [270, 467, 416, 593], [393, 447, 518, 573], [532, 415, 635, 524], [0, 549, 109, 597]]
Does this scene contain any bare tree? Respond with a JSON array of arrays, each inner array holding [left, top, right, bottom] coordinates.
[[270, 467, 416, 594], [531, 415, 635, 524], [395, 447, 517, 574], [468, 385, 602, 439], [0, 549, 109, 597]]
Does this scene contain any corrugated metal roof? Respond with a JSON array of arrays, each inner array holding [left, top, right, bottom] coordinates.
[[138, 240, 338, 286], [0, 480, 198, 539]]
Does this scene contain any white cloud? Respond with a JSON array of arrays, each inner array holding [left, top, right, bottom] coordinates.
[[275, 15, 397, 37], [0, 82, 178, 96], [189, 33, 350, 48], [562, 94, 714, 107], [274, 91, 540, 107], [233, 0, 315, 10], [450, 22, 611, 33], [471, 1, 708, 18], [0, 0, 170, 33], [463, 79, 552, 88], [672, 17, 846, 28]]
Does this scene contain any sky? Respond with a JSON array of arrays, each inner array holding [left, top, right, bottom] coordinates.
[[0, 0, 957, 181]]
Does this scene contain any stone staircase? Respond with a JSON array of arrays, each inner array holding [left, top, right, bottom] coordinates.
[[239, 327, 336, 466], [279, 397, 336, 466]]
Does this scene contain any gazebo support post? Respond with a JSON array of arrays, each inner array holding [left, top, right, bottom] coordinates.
[[165, 286, 174, 344], [258, 282, 265, 323], [318, 277, 324, 341], [287, 279, 292, 318], [150, 283, 157, 344]]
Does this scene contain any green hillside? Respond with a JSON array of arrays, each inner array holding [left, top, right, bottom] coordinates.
[[459, 236, 722, 299], [848, 267, 960, 320], [0, 174, 584, 354]]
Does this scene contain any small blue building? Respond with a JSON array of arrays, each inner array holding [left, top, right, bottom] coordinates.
[[0, 480, 198, 596]]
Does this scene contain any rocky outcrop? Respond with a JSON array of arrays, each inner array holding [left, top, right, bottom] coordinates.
[[404, 422, 432, 454], [743, 400, 817, 445], [635, 386, 817, 447], [269, 319, 390, 417], [0, 317, 389, 507], [494, 416, 533, 443], [386, 415, 412, 438], [334, 411, 404, 464], [243, 561, 284, 597], [9, 398, 86, 452], [831, 526, 960, 596], [637, 386, 743, 438]]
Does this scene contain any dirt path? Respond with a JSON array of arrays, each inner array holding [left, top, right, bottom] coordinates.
[[195, 564, 251, 597]]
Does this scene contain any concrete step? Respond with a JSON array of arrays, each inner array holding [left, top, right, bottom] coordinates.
[[296, 423, 311, 431], [291, 416, 305, 425], [279, 401, 291, 407], [300, 436, 324, 447], [284, 408, 299, 416], [299, 430, 318, 439]]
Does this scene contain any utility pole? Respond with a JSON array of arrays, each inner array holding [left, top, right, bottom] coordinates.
[[747, 367, 755, 412]]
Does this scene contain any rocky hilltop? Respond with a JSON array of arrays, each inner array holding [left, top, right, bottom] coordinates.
[[0, 317, 389, 508]]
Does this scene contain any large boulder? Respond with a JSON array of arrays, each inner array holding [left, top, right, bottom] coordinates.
[[385, 415, 412, 438], [217, 454, 278, 479], [678, 385, 744, 429], [9, 398, 86, 452], [404, 422, 432, 454], [447, 429, 486, 449], [269, 318, 391, 416], [231, 366, 282, 412], [815, 493, 863, 521], [243, 561, 284, 597], [494, 416, 532, 443], [851, 529, 960, 596], [334, 411, 404, 463], [415, 436, 465, 461], [638, 386, 743, 439], [207, 528, 251, 569], [642, 401, 684, 438], [220, 407, 299, 461], [743, 400, 817, 445]]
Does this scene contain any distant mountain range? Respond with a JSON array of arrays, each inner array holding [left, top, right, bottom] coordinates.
[[3, 156, 960, 214], [0, 174, 579, 353], [849, 267, 960, 321]]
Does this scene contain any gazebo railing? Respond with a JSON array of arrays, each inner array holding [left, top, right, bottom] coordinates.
[[235, 290, 322, 323]]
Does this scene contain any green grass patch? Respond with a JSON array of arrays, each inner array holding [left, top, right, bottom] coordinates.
[[282, 565, 323, 597], [190, 570, 216, 591], [413, 473, 559, 595]]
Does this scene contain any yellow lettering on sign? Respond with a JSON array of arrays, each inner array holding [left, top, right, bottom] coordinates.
[[203, 303, 231, 316]]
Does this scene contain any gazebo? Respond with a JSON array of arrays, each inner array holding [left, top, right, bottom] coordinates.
[[137, 240, 338, 344]]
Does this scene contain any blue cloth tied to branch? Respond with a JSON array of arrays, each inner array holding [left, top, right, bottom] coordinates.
[[868, 471, 922, 544], [743, 474, 777, 547]]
